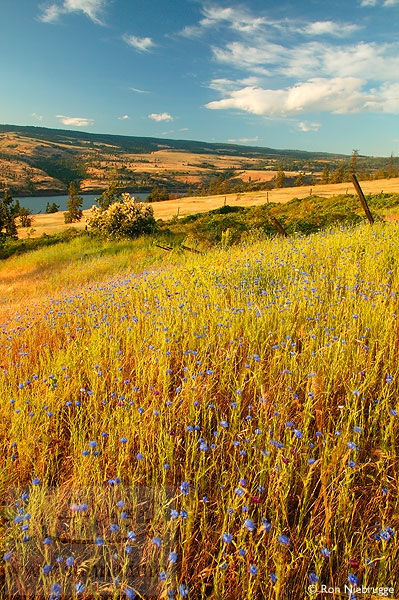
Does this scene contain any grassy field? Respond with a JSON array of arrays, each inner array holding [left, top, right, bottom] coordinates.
[[1, 219, 398, 599], [17, 177, 399, 239]]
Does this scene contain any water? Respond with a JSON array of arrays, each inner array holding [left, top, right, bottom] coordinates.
[[15, 193, 149, 214]]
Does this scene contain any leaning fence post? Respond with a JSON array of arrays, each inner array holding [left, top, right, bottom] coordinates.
[[351, 174, 374, 225], [270, 216, 289, 237]]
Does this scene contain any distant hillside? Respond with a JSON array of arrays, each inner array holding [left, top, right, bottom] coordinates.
[[0, 124, 396, 197], [0, 124, 345, 159]]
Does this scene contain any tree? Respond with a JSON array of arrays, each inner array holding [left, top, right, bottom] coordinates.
[[321, 165, 330, 184], [64, 182, 83, 223], [18, 207, 33, 228], [295, 172, 305, 187], [274, 166, 285, 189], [87, 193, 157, 239], [45, 201, 60, 214], [95, 180, 122, 210], [0, 188, 19, 238], [350, 149, 359, 174]]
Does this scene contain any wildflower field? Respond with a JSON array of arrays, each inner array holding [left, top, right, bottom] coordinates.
[[1, 222, 398, 599]]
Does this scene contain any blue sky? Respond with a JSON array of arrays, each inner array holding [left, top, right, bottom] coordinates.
[[1, 0, 398, 155]]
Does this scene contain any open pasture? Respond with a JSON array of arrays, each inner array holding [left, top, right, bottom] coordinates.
[[15, 177, 399, 239], [1, 222, 398, 598]]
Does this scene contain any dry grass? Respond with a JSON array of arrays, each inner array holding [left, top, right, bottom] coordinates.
[[16, 177, 399, 239]]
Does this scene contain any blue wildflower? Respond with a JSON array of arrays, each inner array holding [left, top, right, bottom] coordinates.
[[244, 519, 256, 532], [222, 533, 233, 544], [152, 536, 162, 548], [277, 534, 291, 546], [249, 564, 258, 576]]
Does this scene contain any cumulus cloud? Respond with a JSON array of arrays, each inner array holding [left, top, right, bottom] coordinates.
[[32, 113, 43, 121], [118, 115, 130, 120], [205, 78, 385, 117], [148, 113, 174, 122], [56, 115, 94, 126], [39, 0, 107, 24], [123, 34, 155, 53]]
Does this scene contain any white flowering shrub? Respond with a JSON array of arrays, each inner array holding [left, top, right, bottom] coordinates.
[[87, 193, 157, 239]]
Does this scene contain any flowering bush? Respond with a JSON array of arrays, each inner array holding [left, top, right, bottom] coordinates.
[[87, 193, 157, 239]]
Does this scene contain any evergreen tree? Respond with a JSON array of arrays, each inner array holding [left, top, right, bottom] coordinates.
[[64, 182, 83, 223], [295, 172, 305, 187], [274, 166, 285, 189], [95, 180, 122, 210], [45, 202, 60, 214], [0, 188, 19, 238], [350, 149, 359, 174], [321, 165, 330, 184]]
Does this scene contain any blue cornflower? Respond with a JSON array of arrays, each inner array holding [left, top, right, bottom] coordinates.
[[269, 573, 277, 583], [234, 488, 244, 497], [220, 420, 228, 428], [238, 548, 246, 557], [347, 442, 359, 451], [180, 481, 189, 496], [32, 477, 41, 485], [249, 564, 258, 576], [321, 547, 331, 557], [95, 537, 105, 546], [222, 533, 233, 544], [353, 426, 362, 434], [160, 571, 168, 581], [43, 537, 52, 545], [278, 534, 291, 546], [75, 582, 85, 594], [348, 573, 358, 586], [124, 587, 137, 599], [244, 519, 256, 532], [309, 573, 319, 583], [88, 441, 97, 448], [42, 564, 52, 575], [170, 509, 179, 519], [262, 519, 271, 532], [178, 583, 189, 597], [152, 537, 162, 548], [120, 437, 128, 444], [168, 551, 178, 563], [136, 453, 143, 460], [3, 552, 12, 562], [65, 556, 75, 567], [109, 524, 119, 533], [293, 429, 303, 438]]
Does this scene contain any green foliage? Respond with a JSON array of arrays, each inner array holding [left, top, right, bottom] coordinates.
[[45, 201, 60, 213], [274, 165, 286, 188], [0, 188, 19, 239], [64, 182, 83, 223], [87, 193, 157, 239], [146, 186, 169, 202], [95, 180, 122, 210], [18, 206, 33, 228]]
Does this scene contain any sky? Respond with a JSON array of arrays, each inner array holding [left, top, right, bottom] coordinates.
[[1, 0, 399, 156]]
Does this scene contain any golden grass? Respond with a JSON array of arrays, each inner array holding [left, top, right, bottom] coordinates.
[[16, 177, 399, 239]]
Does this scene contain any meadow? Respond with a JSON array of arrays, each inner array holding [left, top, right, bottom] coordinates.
[[1, 220, 399, 599]]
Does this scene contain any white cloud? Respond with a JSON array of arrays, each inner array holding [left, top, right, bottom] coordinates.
[[148, 113, 174, 122], [39, 0, 106, 24], [205, 78, 382, 117], [130, 87, 150, 94], [360, 0, 399, 5], [56, 115, 94, 126], [118, 115, 130, 120], [302, 21, 360, 37], [227, 136, 260, 143], [32, 112, 43, 121], [297, 121, 321, 132], [123, 34, 155, 53]]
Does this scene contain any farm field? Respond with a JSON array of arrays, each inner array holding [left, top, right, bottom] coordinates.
[[15, 177, 399, 239], [1, 220, 398, 599]]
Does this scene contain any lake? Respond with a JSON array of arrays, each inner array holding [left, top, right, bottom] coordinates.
[[15, 193, 149, 214]]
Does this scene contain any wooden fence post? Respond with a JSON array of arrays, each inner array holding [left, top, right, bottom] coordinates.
[[351, 174, 374, 225], [270, 216, 289, 237]]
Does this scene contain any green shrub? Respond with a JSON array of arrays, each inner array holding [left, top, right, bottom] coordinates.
[[87, 193, 157, 239]]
